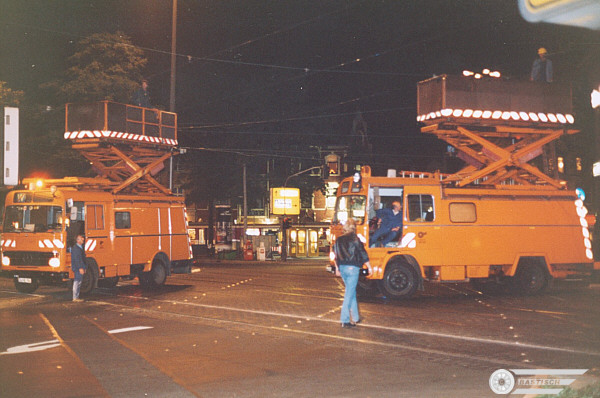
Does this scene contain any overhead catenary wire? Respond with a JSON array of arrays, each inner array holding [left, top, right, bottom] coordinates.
[[179, 104, 414, 130]]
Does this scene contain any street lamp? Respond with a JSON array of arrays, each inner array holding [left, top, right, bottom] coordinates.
[[284, 166, 322, 187]]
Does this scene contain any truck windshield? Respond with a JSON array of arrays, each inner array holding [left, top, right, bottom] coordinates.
[[3, 205, 63, 233], [333, 195, 366, 225]]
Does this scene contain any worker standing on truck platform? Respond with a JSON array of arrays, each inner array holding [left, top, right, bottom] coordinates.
[[131, 79, 152, 107], [370, 200, 403, 247], [71, 234, 87, 302], [530, 47, 553, 83]]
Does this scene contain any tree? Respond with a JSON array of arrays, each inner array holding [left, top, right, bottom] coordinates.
[[29, 32, 149, 179], [0, 81, 24, 107], [43, 32, 147, 104]]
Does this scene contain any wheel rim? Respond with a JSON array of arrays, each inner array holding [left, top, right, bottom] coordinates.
[[388, 268, 413, 295]]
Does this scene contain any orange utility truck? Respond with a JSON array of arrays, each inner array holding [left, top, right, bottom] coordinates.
[[329, 75, 595, 298], [1, 101, 193, 293]]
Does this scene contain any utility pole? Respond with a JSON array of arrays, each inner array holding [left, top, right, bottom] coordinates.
[[243, 163, 248, 247], [168, 0, 177, 191], [169, 0, 177, 113]]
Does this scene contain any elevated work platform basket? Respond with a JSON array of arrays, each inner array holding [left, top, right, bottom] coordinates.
[[65, 101, 177, 146], [64, 101, 179, 195], [417, 75, 578, 189]]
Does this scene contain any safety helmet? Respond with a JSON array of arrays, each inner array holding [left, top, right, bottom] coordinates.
[[537, 47, 547, 55]]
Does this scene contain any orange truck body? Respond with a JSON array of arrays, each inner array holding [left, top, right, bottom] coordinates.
[[330, 168, 594, 298], [1, 178, 193, 292]]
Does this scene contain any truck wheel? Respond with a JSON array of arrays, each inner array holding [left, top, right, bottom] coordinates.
[[139, 257, 167, 290], [80, 258, 99, 295], [378, 261, 418, 299], [511, 263, 548, 295], [14, 278, 39, 294], [357, 278, 379, 297]]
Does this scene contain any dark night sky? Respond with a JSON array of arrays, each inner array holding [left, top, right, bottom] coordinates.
[[1, 0, 599, 175]]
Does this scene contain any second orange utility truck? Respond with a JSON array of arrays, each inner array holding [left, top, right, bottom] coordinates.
[[329, 75, 594, 298], [1, 102, 193, 294]]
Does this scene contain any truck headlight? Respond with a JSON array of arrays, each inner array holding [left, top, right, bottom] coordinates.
[[48, 257, 60, 268], [2, 256, 10, 266]]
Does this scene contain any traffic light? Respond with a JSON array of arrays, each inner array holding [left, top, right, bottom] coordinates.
[[324, 153, 340, 177], [283, 217, 292, 229]]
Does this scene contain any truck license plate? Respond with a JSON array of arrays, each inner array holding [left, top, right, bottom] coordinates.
[[17, 277, 32, 284]]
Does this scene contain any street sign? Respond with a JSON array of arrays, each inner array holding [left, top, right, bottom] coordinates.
[[270, 187, 300, 215]]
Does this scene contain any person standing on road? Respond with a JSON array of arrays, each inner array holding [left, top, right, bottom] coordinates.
[[71, 234, 87, 302], [332, 218, 372, 328]]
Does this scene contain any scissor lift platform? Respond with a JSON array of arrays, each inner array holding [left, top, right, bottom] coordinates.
[[417, 75, 577, 189], [64, 101, 178, 194]]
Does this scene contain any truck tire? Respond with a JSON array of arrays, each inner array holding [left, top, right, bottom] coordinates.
[[80, 258, 99, 295], [14, 277, 39, 294], [510, 262, 548, 295], [378, 261, 418, 299], [139, 256, 167, 290]]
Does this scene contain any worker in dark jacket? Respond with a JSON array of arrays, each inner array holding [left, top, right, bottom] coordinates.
[[332, 218, 372, 328], [71, 234, 87, 302], [370, 200, 403, 247], [131, 79, 152, 107]]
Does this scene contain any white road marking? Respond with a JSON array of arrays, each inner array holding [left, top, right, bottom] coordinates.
[[91, 301, 548, 368], [108, 326, 154, 334], [104, 294, 600, 358], [0, 340, 61, 355], [0, 325, 154, 355]]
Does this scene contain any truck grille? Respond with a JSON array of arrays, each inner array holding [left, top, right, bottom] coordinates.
[[3, 251, 53, 266]]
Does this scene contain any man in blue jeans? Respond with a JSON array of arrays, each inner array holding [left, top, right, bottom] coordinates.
[[333, 219, 372, 328], [71, 234, 87, 302]]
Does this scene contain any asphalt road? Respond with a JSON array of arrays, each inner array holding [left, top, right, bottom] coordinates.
[[1, 258, 599, 397]]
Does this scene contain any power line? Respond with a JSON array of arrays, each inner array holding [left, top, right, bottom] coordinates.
[[179, 105, 413, 129], [180, 145, 443, 160]]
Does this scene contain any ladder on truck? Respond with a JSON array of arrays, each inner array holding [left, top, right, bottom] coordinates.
[[64, 101, 179, 194], [416, 75, 577, 189]]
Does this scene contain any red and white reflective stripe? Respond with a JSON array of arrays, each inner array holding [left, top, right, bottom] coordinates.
[[399, 232, 417, 249], [183, 208, 194, 259], [84, 239, 97, 252], [35, 239, 65, 249], [575, 200, 594, 260], [417, 109, 575, 124], [64, 130, 178, 146], [3, 239, 16, 248]]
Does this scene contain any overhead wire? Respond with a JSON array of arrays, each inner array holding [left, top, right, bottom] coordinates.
[[179, 104, 413, 130]]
